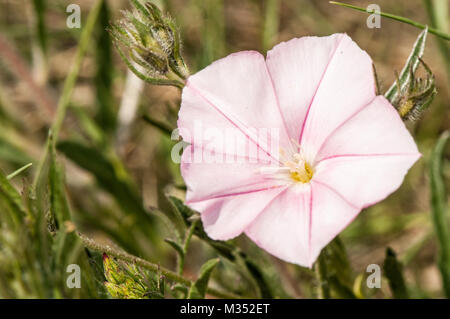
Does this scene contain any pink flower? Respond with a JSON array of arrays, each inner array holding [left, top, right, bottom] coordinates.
[[177, 34, 420, 267]]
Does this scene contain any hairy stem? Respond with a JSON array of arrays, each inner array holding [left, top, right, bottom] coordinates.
[[77, 232, 241, 299]]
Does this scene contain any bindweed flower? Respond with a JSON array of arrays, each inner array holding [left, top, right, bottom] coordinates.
[[177, 34, 421, 267], [109, 0, 189, 88]]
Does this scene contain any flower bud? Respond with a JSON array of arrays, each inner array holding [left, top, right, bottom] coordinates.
[[109, 0, 189, 88], [392, 58, 437, 121], [103, 253, 149, 299]]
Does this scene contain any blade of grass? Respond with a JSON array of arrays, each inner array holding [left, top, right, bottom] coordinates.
[[7, 163, 32, 180], [429, 131, 450, 297], [329, 1, 450, 40], [423, 0, 450, 80], [32, 0, 104, 190]]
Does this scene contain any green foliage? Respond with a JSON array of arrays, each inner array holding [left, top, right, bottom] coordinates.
[[429, 131, 450, 297], [384, 28, 437, 121], [315, 237, 356, 299], [384, 248, 409, 299], [95, 1, 116, 133], [188, 258, 220, 299], [0, 143, 104, 298]]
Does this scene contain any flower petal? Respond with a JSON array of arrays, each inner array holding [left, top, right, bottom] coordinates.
[[245, 186, 312, 267], [312, 96, 420, 208], [192, 185, 288, 241], [292, 34, 376, 162], [315, 96, 419, 161], [245, 182, 360, 267], [308, 181, 360, 264], [266, 34, 344, 142], [182, 145, 286, 204], [178, 51, 292, 162]]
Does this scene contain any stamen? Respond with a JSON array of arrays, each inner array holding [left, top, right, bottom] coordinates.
[[260, 145, 313, 184]]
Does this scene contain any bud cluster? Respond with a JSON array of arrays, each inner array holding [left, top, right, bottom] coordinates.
[[103, 253, 164, 299], [393, 59, 437, 121], [109, 0, 189, 88]]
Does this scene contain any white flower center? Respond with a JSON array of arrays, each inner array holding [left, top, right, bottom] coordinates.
[[284, 153, 313, 183], [259, 141, 313, 184]]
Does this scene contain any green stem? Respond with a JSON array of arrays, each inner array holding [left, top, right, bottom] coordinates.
[[315, 252, 330, 299], [329, 1, 450, 40], [78, 233, 240, 299], [178, 219, 199, 275], [32, 0, 104, 190]]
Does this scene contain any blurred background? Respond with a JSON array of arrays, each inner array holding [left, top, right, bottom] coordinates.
[[0, 0, 448, 298]]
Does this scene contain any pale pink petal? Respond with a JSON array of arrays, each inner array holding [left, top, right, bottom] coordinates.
[[295, 34, 376, 162], [245, 186, 312, 267], [266, 34, 343, 142], [181, 145, 285, 204], [245, 182, 360, 268], [192, 185, 288, 241], [312, 96, 420, 208], [178, 51, 292, 161], [315, 96, 419, 161], [313, 155, 419, 209], [308, 181, 360, 264]]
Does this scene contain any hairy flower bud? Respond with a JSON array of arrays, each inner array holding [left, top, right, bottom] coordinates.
[[109, 0, 189, 88], [103, 253, 161, 299], [392, 59, 437, 121]]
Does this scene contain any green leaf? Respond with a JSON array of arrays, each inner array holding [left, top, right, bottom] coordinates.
[[49, 142, 71, 224], [95, 0, 116, 132], [429, 130, 450, 297], [384, 247, 409, 299], [166, 194, 196, 227], [0, 168, 26, 226], [315, 237, 356, 299], [385, 28, 428, 103], [188, 258, 220, 299], [164, 238, 184, 258]]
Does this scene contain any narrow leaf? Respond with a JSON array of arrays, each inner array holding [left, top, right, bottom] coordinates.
[[188, 258, 220, 299], [429, 131, 450, 297], [385, 28, 428, 102], [384, 247, 409, 299], [164, 238, 184, 258], [0, 169, 26, 226]]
